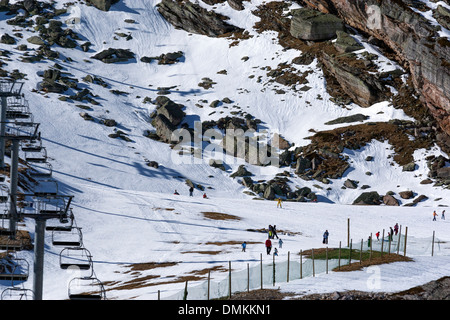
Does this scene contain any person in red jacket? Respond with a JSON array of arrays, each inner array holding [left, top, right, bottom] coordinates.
[[265, 238, 272, 255]]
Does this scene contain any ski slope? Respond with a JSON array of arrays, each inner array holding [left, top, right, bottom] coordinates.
[[0, 0, 449, 300]]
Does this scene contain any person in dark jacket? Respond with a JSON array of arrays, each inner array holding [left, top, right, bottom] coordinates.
[[189, 186, 194, 197], [323, 230, 329, 244]]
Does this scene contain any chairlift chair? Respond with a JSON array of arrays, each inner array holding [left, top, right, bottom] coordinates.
[[59, 247, 92, 270], [52, 227, 83, 247], [29, 162, 53, 178], [33, 179, 58, 197], [1, 287, 34, 300], [21, 139, 42, 152], [0, 256, 29, 282], [24, 147, 47, 163], [68, 276, 106, 300]]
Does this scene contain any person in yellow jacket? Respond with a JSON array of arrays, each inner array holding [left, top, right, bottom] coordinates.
[[276, 198, 282, 208]]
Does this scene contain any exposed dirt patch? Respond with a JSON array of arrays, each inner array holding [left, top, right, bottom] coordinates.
[[201, 211, 241, 221]]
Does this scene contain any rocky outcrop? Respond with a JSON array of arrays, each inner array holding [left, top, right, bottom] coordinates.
[[319, 51, 387, 107], [87, 0, 119, 11], [156, 0, 243, 37], [150, 96, 186, 143], [91, 48, 135, 63], [290, 8, 344, 41], [301, 0, 450, 139], [352, 191, 381, 205]]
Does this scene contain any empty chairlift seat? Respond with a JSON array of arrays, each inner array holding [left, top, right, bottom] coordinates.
[[59, 247, 92, 270], [1, 287, 34, 300], [68, 276, 106, 300], [24, 147, 47, 163], [52, 227, 83, 247]]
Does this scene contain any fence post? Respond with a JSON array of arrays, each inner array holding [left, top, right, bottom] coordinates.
[[272, 254, 275, 287], [381, 229, 385, 257], [404, 227, 408, 256], [432, 231, 435, 257], [312, 248, 315, 277], [369, 233, 372, 262], [287, 251, 290, 282], [207, 270, 210, 300], [247, 263, 249, 293], [158, 290, 160, 300], [183, 281, 188, 300], [397, 225, 402, 255], [229, 261, 232, 299], [326, 247, 328, 274], [347, 218, 350, 247]]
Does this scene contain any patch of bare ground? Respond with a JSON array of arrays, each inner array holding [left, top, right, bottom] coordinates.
[[229, 289, 297, 300], [201, 211, 241, 221], [181, 250, 224, 255], [0, 229, 33, 250], [205, 240, 262, 246]]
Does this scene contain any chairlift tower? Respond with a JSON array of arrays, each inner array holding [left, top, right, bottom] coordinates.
[[0, 121, 40, 239], [20, 193, 73, 300], [0, 81, 24, 169]]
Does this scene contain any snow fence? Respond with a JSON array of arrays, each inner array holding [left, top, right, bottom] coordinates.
[[162, 232, 446, 300]]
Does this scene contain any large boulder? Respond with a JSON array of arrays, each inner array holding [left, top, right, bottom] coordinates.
[[151, 114, 177, 143], [91, 48, 135, 63], [155, 99, 185, 126], [156, 0, 243, 37], [87, 0, 119, 11], [290, 8, 344, 41], [352, 191, 381, 205]]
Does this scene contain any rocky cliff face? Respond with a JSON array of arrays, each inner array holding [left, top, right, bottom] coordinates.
[[300, 0, 450, 143]]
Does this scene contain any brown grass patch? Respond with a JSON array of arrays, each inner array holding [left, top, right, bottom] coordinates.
[[181, 250, 223, 255], [205, 240, 262, 246], [124, 262, 179, 272], [335, 254, 412, 272], [201, 211, 241, 221]]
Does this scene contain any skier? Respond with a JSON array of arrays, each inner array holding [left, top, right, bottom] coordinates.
[[203, 193, 208, 199], [189, 186, 194, 197], [265, 237, 272, 255], [278, 238, 283, 248], [242, 241, 246, 252], [323, 230, 329, 244], [442, 210, 446, 220], [174, 190, 180, 195], [389, 227, 394, 240], [272, 225, 279, 239], [433, 210, 438, 221], [376, 231, 380, 241], [273, 248, 278, 256], [367, 235, 372, 248], [277, 198, 282, 208]]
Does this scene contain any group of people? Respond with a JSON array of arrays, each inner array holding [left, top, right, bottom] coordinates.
[[174, 187, 208, 199], [433, 210, 445, 221], [371, 223, 400, 245], [241, 225, 284, 256]]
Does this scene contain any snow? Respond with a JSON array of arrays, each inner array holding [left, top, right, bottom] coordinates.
[[0, 0, 449, 300]]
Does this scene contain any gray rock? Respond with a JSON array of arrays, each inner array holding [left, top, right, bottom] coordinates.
[[334, 30, 364, 53], [290, 8, 344, 41], [352, 191, 381, 205], [157, 0, 243, 37], [87, 0, 119, 11]]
